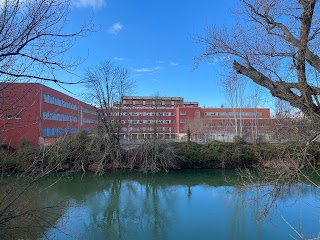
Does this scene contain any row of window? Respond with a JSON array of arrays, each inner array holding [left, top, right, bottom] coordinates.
[[82, 107, 98, 116], [43, 111, 77, 122], [119, 106, 177, 110], [204, 111, 263, 117], [42, 128, 78, 137], [83, 118, 98, 124], [122, 127, 175, 132], [120, 119, 175, 124], [43, 94, 78, 110], [113, 111, 175, 117], [123, 100, 178, 105], [204, 123, 265, 127], [179, 110, 201, 117]]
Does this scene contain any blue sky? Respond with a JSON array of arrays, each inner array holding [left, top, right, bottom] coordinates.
[[48, 0, 244, 107]]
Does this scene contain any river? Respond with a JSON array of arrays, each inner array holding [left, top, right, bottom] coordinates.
[[30, 169, 320, 239]]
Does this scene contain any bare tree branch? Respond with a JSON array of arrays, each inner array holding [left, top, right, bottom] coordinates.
[[0, 0, 92, 85]]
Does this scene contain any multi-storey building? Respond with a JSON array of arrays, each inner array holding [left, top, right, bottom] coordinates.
[[194, 107, 270, 142], [115, 96, 271, 142], [0, 84, 271, 148], [0, 83, 97, 147], [114, 96, 184, 141]]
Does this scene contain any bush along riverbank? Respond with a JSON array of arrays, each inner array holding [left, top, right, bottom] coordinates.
[[1, 132, 320, 174]]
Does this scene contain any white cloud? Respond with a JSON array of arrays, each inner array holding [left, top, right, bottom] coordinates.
[[113, 57, 125, 61], [108, 22, 123, 35], [74, 0, 106, 8], [170, 61, 179, 67], [134, 68, 154, 73], [133, 66, 161, 73]]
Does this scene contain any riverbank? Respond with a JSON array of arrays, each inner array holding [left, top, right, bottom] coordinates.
[[1, 132, 320, 173]]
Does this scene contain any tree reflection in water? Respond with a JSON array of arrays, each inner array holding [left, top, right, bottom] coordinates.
[[42, 170, 320, 240]]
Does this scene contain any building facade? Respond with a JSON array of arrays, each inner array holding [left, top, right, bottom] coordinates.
[[115, 96, 271, 142], [0, 83, 97, 147], [0, 84, 271, 148]]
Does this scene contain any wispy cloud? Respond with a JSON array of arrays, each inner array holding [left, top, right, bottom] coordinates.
[[132, 66, 161, 73], [170, 61, 179, 67], [113, 57, 125, 61], [74, 0, 106, 9], [108, 22, 123, 35]]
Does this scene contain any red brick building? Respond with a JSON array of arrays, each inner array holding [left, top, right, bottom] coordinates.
[[0, 85, 271, 147], [0, 83, 97, 147], [115, 96, 271, 142]]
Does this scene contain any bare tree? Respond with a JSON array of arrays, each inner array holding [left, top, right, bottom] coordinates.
[[0, 1, 92, 236], [0, 142, 71, 239], [84, 61, 134, 171], [197, 0, 320, 124], [221, 72, 247, 139], [0, 0, 91, 85], [136, 94, 179, 172], [196, 1, 320, 230], [0, 0, 92, 137], [186, 118, 206, 142], [247, 84, 265, 143]]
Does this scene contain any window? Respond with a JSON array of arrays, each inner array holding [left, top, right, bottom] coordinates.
[[180, 110, 186, 115], [82, 107, 97, 116], [15, 115, 21, 119], [43, 94, 78, 110], [42, 111, 78, 122], [42, 128, 78, 137], [195, 110, 200, 118], [180, 119, 186, 123], [204, 111, 263, 117], [6, 115, 13, 119], [83, 118, 97, 124]]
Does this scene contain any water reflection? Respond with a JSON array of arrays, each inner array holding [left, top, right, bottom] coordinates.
[[42, 170, 320, 240]]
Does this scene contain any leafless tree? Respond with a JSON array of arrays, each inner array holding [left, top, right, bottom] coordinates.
[[0, 0, 93, 235], [197, 0, 320, 124], [0, 142, 70, 239], [0, 0, 92, 142], [196, 0, 320, 231], [84, 61, 134, 171], [134, 94, 179, 172], [220, 72, 266, 142], [247, 84, 265, 143], [221, 72, 247, 139], [186, 118, 206, 142], [0, 0, 91, 85]]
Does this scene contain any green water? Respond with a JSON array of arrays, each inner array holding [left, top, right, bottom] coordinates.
[[37, 169, 320, 240]]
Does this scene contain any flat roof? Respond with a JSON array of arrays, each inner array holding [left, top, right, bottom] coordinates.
[[122, 96, 183, 101]]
